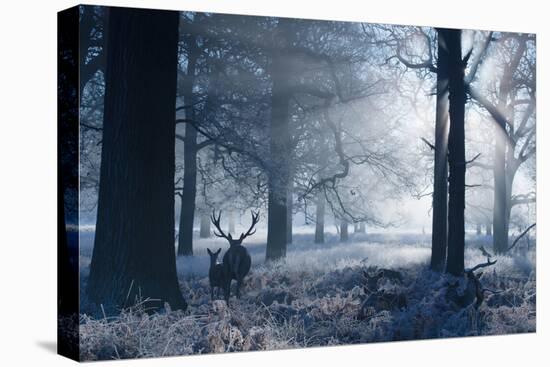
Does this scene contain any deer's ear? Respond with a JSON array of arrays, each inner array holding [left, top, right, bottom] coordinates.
[[216, 248, 221, 255], [207, 248, 212, 256]]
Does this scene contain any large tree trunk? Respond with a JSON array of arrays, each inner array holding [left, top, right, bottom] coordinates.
[[476, 223, 482, 235], [358, 222, 366, 233], [315, 193, 325, 244], [178, 125, 197, 256], [492, 120, 507, 254], [287, 180, 293, 244], [444, 29, 466, 276], [430, 30, 450, 272], [494, 142, 520, 253], [500, 159, 519, 251], [340, 220, 349, 242], [492, 128, 520, 256], [200, 212, 211, 238], [87, 8, 186, 312], [266, 19, 293, 261], [492, 37, 526, 254], [177, 32, 200, 256]]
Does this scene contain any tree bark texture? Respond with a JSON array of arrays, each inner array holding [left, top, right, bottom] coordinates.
[[87, 7, 186, 311], [443, 29, 466, 276], [430, 30, 450, 272]]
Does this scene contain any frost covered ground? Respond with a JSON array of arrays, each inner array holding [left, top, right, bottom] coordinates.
[[77, 227, 536, 360]]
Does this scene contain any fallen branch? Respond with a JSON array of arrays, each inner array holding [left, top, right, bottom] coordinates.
[[507, 223, 536, 252], [465, 258, 497, 273]]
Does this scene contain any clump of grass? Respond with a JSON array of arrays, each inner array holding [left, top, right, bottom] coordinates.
[[79, 299, 207, 360]]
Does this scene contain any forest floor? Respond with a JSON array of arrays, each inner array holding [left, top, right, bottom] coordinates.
[[77, 228, 536, 360]]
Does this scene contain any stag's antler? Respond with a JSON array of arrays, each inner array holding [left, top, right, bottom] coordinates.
[[211, 210, 233, 241], [239, 211, 260, 241]]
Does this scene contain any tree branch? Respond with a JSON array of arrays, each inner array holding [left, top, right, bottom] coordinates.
[[464, 31, 493, 84], [466, 85, 516, 147], [421, 137, 435, 151], [465, 258, 497, 273], [511, 192, 536, 207], [197, 139, 214, 151], [394, 30, 437, 73], [507, 223, 536, 252], [465, 153, 482, 165]]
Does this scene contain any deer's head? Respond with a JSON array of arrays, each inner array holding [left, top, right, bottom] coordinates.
[[207, 248, 221, 264], [211, 210, 260, 247]]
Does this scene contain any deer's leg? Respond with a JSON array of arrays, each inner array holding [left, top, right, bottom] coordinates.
[[224, 279, 231, 303], [236, 278, 242, 299]]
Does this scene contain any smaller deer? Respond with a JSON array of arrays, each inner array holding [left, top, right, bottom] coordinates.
[[207, 248, 224, 300], [211, 210, 258, 302]]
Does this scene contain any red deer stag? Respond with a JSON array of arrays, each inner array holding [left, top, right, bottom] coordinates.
[[211, 210, 258, 302]]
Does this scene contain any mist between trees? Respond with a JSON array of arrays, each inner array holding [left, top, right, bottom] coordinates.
[[68, 6, 535, 320]]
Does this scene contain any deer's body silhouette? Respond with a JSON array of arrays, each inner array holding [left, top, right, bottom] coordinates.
[[207, 248, 225, 300], [211, 210, 258, 302]]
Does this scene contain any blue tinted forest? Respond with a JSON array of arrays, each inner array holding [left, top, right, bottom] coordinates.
[[58, 5, 536, 361]]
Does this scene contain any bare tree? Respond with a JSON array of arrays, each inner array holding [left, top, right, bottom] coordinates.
[[467, 33, 535, 254], [444, 29, 466, 276]]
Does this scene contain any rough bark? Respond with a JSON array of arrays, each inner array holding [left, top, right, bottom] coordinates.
[[266, 19, 293, 261], [492, 117, 507, 254], [430, 30, 450, 272], [315, 193, 325, 244], [496, 160, 519, 252], [87, 8, 186, 311], [340, 220, 349, 242], [287, 181, 293, 244], [485, 220, 492, 236], [444, 29, 466, 276], [314, 134, 329, 244], [177, 32, 200, 256], [358, 222, 366, 233]]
